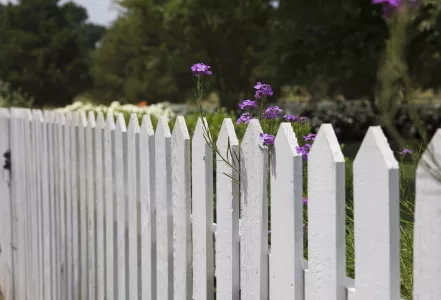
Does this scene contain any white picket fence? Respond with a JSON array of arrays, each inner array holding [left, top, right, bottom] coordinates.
[[0, 107, 440, 300]]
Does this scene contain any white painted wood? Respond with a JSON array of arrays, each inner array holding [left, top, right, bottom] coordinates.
[[240, 119, 268, 300], [40, 111, 52, 300], [95, 112, 106, 300], [115, 113, 127, 300], [10, 109, 28, 300], [87, 112, 97, 300], [34, 110, 45, 300], [414, 129, 441, 300], [23, 110, 34, 298], [155, 117, 173, 300], [192, 117, 214, 300], [306, 124, 346, 300], [46, 111, 59, 300], [171, 116, 192, 300], [0, 108, 13, 300], [64, 112, 73, 300], [138, 114, 156, 300], [270, 123, 304, 300], [353, 126, 400, 300], [215, 118, 240, 300], [29, 110, 39, 300], [104, 111, 116, 300], [78, 111, 89, 300], [127, 113, 139, 300], [71, 112, 81, 300], [57, 113, 67, 300]]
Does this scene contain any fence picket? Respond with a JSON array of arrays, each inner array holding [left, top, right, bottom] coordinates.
[[139, 114, 156, 300], [306, 124, 346, 300], [71, 113, 81, 300], [23, 110, 34, 298], [127, 113, 140, 300], [87, 112, 97, 300], [414, 129, 441, 299], [270, 123, 304, 300], [155, 117, 173, 300], [0, 108, 13, 300], [115, 113, 127, 300], [104, 111, 116, 300], [10, 109, 27, 300], [95, 112, 106, 300], [171, 116, 192, 300], [215, 118, 240, 300], [240, 119, 269, 300], [78, 111, 89, 300], [64, 112, 73, 300], [192, 118, 214, 300], [353, 126, 400, 300]]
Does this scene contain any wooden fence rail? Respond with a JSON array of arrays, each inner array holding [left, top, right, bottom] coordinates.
[[0, 107, 440, 300]]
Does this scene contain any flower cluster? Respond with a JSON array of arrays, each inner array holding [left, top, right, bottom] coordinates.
[[191, 63, 212, 76], [296, 144, 311, 161]]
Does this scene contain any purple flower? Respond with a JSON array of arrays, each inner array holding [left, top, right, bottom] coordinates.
[[254, 82, 273, 99], [260, 133, 275, 146], [372, 0, 417, 17], [398, 148, 412, 156], [302, 197, 308, 206], [191, 63, 212, 76], [283, 114, 298, 122], [304, 133, 317, 142], [239, 99, 257, 110], [262, 105, 283, 119], [236, 112, 253, 125], [300, 116, 307, 123], [296, 144, 311, 161]]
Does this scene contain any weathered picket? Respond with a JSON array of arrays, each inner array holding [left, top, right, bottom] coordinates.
[[2, 108, 441, 300]]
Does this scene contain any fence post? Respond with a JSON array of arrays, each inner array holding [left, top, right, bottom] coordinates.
[[0, 108, 13, 300]]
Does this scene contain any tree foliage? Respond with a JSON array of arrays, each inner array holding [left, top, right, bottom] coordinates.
[[0, 0, 106, 107]]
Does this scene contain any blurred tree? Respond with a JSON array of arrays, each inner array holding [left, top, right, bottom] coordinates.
[[92, 0, 273, 108], [0, 0, 106, 107]]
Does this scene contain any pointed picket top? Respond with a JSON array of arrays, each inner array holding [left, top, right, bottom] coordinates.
[[32, 109, 43, 122], [306, 124, 346, 300], [414, 129, 441, 299], [141, 114, 154, 135], [87, 111, 96, 128], [79, 111, 87, 128], [128, 113, 140, 133], [58, 111, 66, 125], [105, 111, 115, 130], [353, 126, 399, 300], [216, 118, 239, 149], [240, 118, 269, 300], [96, 112, 105, 129], [193, 117, 210, 143], [65, 111, 72, 124], [157, 116, 171, 137], [72, 112, 80, 126], [115, 113, 127, 132], [309, 124, 344, 162], [173, 116, 190, 140], [354, 126, 398, 170], [43, 110, 53, 123], [270, 123, 303, 300], [274, 122, 298, 154]]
